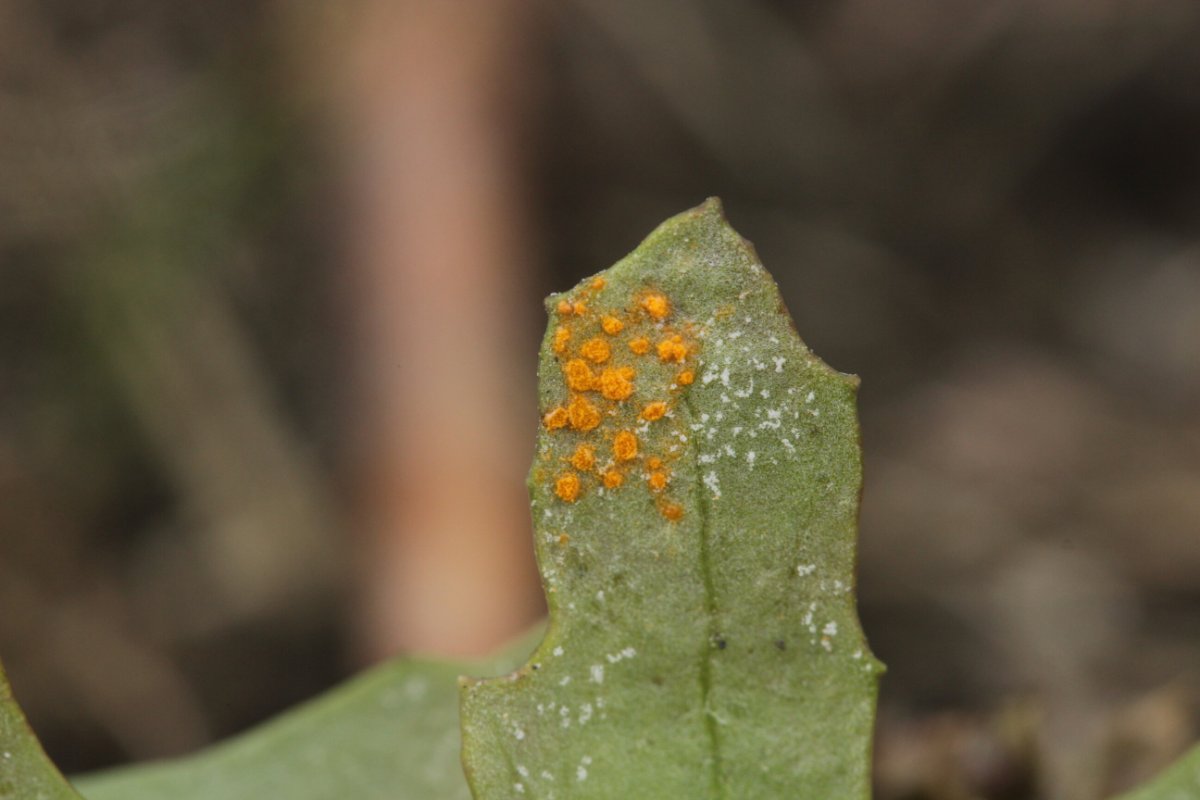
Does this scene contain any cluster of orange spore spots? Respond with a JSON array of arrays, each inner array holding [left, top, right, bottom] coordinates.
[[567, 395, 601, 431], [553, 326, 571, 355], [657, 335, 688, 363], [544, 407, 568, 430], [640, 292, 671, 320], [555, 473, 581, 503], [641, 401, 668, 422], [570, 444, 596, 472], [580, 337, 611, 364], [613, 430, 639, 462], [542, 283, 694, 517], [598, 366, 635, 401]]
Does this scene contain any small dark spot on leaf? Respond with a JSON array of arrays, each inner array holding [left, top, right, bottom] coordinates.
[[775, 640, 786, 651]]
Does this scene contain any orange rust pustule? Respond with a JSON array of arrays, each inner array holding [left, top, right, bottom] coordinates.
[[598, 367, 635, 401], [543, 407, 568, 430], [640, 292, 671, 320], [567, 395, 601, 431], [570, 444, 596, 472], [659, 500, 685, 521], [556, 299, 573, 316], [647, 471, 668, 492], [646, 456, 663, 470], [571, 301, 588, 316], [657, 335, 688, 363], [553, 326, 571, 355], [554, 473, 581, 503], [628, 337, 651, 356], [602, 469, 624, 489], [557, 533, 571, 545], [613, 430, 638, 462], [677, 370, 695, 386], [590, 277, 606, 291], [641, 401, 668, 422], [564, 359, 596, 392], [601, 315, 624, 335], [580, 337, 611, 364]]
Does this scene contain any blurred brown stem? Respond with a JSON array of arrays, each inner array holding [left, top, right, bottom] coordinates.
[[334, 0, 544, 661]]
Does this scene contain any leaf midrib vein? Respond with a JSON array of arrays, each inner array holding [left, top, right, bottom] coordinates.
[[686, 389, 724, 800]]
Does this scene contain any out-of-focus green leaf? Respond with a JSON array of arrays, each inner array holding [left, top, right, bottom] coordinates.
[[1115, 746, 1200, 800], [1, 659, 84, 800], [73, 630, 540, 800], [460, 198, 883, 799]]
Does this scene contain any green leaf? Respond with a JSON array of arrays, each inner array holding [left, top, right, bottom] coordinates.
[[460, 198, 883, 799], [1114, 746, 1200, 800], [1, 659, 84, 800], [72, 630, 540, 800]]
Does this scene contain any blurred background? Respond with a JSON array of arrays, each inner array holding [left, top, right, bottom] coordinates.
[[1, 1, 1198, 798]]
